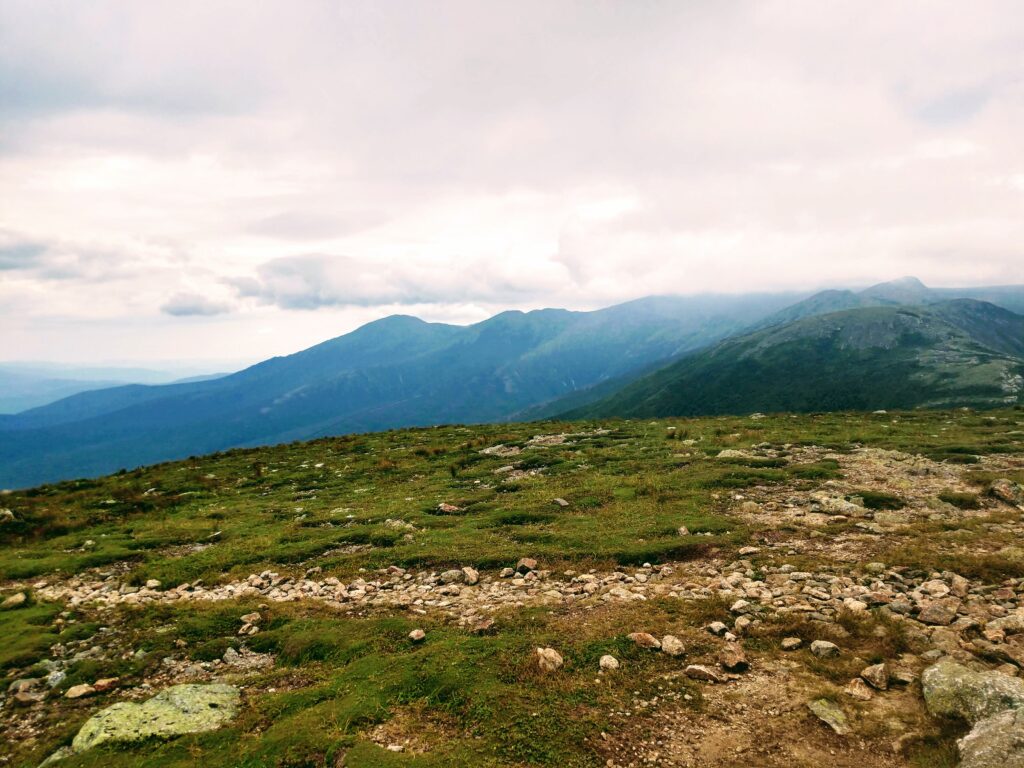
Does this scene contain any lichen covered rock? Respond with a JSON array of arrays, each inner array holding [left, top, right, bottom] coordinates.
[[922, 661, 1024, 724]]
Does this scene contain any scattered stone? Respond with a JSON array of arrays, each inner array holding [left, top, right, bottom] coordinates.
[[1, 591, 27, 609], [810, 640, 840, 658], [707, 622, 728, 636], [991, 479, 1024, 508], [66, 684, 96, 699], [552, 498, 569, 507], [408, 629, 426, 643], [861, 663, 889, 691], [440, 569, 465, 585], [781, 637, 803, 651], [436, 503, 461, 514], [677, 526, 690, 537], [685, 664, 725, 683], [461, 567, 480, 586], [516, 558, 538, 575], [843, 678, 874, 701], [719, 644, 749, 672], [628, 632, 661, 650], [660, 635, 685, 657], [808, 698, 850, 735], [919, 597, 962, 626], [535, 647, 563, 673], [239, 612, 261, 624], [599, 655, 620, 671]]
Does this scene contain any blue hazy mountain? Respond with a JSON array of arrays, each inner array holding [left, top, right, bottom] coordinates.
[[0, 293, 799, 488]]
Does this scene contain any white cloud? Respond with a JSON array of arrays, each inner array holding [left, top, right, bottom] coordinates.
[[1, 0, 1023, 363]]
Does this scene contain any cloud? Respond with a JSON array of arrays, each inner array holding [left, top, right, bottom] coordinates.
[[161, 293, 231, 317], [231, 252, 571, 310], [3, 1, 1024, 363], [0, 232, 48, 270]]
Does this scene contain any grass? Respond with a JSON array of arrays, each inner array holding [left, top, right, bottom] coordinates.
[[2, 408, 1023, 767]]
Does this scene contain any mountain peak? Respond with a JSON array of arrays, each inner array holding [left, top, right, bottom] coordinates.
[[860, 276, 932, 304]]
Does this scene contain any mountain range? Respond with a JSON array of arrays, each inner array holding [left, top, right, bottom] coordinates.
[[0, 292, 798, 488], [2, 278, 1023, 489]]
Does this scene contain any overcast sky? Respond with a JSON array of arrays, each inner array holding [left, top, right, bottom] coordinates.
[[2, 1, 1023, 366]]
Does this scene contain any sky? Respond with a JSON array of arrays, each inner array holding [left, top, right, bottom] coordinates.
[[2, 1, 1023, 367]]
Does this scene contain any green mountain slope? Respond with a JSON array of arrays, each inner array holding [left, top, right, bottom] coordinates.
[[0, 293, 799, 488], [572, 300, 1024, 418]]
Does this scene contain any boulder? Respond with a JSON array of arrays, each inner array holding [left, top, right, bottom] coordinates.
[[461, 567, 480, 586], [516, 558, 538, 575], [685, 664, 725, 683], [781, 637, 802, 651], [959, 708, 1024, 768], [922, 661, 1024, 724], [408, 629, 426, 643], [599, 655, 620, 671], [919, 597, 962, 626], [68, 684, 240, 754]]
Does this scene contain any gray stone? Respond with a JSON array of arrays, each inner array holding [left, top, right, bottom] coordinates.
[[808, 699, 850, 735], [1, 592, 27, 610], [69, 684, 240, 754], [535, 647, 563, 673], [922, 661, 1024, 724], [811, 640, 840, 658], [599, 654, 620, 671], [660, 635, 685, 657], [959, 708, 1024, 768]]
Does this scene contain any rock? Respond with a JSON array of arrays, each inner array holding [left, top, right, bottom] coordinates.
[[516, 558, 538, 575], [738, 546, 760, 556], [552, 498, 569, 507], [68, 684, 240, 754], [811, 640, 840, 658], [239, 612, 261, 624], [719, 644, 749, 672], [461, 567, 480, 586], [470, 618, 494, 635], [707, 622, 728, 636], [93, 678, 118, 693], [408, 629, 426, 643], [13, 690, 45, 706], [1, 591, 27, 610], [145, 579, 161, 590], [781, 637, 802, 651], [661, 635, 685, 657], [919, 597, 962, 626], [843, 678, 874, 701], [535, 647, 563, 673], [66, 684, 96, 699], [0, 508, 15, 523], [628, 632, 661, 650], [599, 655, 620, 671], [677, 526, 690, 537], [861, 663, 889, 691], [991, 479, 1024, 508], [436, 503, 461, 514], [717, 449, 750, 459], [959, 707, 1024, 768], [808, 699, 850, 735], [685, 664, 725, 683], [9, 678, 40, 694], [922, 661, 1024, 724]]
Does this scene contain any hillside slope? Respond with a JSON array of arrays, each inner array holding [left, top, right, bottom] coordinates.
[[0, 293, 797, 488], [573, 299, 1024, 418]]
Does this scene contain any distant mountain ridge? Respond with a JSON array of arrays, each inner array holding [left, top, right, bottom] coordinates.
[[0, 293, 799, 488], [570, 299, 1024, 419], [757, 276, 1024, 329]]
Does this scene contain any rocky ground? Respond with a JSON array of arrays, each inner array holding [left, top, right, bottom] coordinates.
[[3, 415, 1024, 767]]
